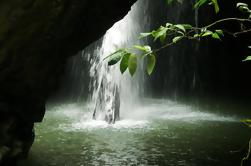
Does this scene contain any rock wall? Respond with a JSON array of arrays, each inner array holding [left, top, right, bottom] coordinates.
[[0, 0, 136, 165], [146, 0, 251, 102]]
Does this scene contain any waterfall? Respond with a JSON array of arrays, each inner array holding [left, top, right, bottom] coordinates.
[[58, 0, 150, 124], [56, 0, 205, 123], [89, 0, 150, 123]]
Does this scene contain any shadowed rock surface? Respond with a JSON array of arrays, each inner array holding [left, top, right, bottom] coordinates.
[[0, 0, 136, 165]]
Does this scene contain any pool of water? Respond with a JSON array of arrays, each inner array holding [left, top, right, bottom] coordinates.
[[19, 99, 250, 166]]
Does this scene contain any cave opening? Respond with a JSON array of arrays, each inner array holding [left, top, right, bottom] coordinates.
[[0, 0, 250, 166]]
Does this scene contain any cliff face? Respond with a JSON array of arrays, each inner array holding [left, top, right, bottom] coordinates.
[[147, 0, 251, 102], [0, 0, 136, 165]]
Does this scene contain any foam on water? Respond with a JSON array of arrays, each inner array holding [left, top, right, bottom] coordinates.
[[71, 119, 149, 131], [47, 99, 237, 132], [127, 101, 237, 122]]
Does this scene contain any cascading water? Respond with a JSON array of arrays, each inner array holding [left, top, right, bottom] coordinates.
[[55, 0, 234, 122], [66, 0, 150, 124]]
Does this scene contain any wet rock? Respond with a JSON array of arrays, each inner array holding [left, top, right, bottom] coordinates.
[[0, 109, 35, 165]]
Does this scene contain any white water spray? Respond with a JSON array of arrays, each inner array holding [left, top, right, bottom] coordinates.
[[82, 0, 150, 123]]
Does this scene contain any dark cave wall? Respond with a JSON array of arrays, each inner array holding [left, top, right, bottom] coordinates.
[[146, 0, 251, 103], [0, 0, 137, 165], [205, 0, 251, 100]]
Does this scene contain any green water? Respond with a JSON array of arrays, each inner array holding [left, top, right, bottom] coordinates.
[[19, 99, 250, 166]]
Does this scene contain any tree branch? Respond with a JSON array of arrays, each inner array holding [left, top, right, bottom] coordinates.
[[241, 138, 251, 166], [205, 18, 251, 29], [233, 28, 251, 37], [151, 17, 251, 54]]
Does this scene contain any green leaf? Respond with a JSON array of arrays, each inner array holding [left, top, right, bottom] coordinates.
[[238, 6, 249, 13], [152, 26, 168, 41], [194, 34, 200, 38], [128, 54, 137, 76], [202, 30, 213, 37], [147, 54, 156, 75], [172, 36, 183, 43], [211, 32, 221, 40], [201, 27, 207, 33], [181, 24, 193, 30], [236, 3, 248, 9], [194, 0, 208, 9], [166, 23, 173, 27], [194, 0, 219, 13], [242, 56, 251, 62], [134, 45, 152, 53], [139, 32, 152, 39], [211, 0, 219, 13], [160, 32, 167, 42], [237, 3, 250, 13], [215, 29, 224, 36], [242, 119, 251, 123], [242, 119, 251, 127], [120, 53, 130, 74], [175, 24, 186, 32], [107, 49, 128, 66]]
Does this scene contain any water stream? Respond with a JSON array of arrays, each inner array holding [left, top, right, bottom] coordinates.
[[86, 0, 148, 123], [57, 0, 149, 123]]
